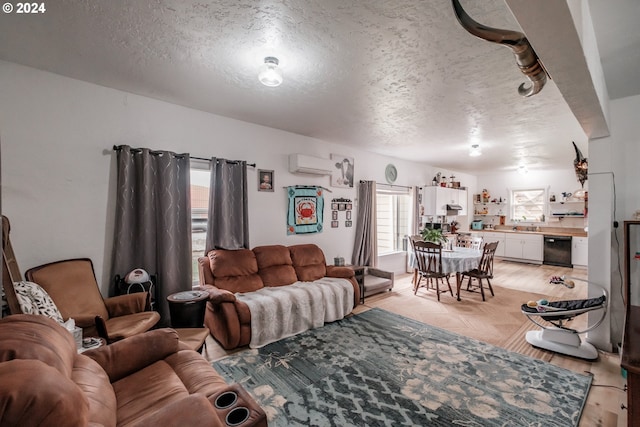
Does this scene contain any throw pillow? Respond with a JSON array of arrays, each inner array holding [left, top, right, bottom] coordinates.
[[13, 281, 64, 323]]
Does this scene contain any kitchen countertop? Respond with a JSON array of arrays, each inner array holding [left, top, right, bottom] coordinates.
[[466, 227, 588, 238]]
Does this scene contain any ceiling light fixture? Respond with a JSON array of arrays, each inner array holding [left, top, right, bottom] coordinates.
[[258, 56, 283, 87], [517, 165, 528, 175], [469, 144, 482, 157]]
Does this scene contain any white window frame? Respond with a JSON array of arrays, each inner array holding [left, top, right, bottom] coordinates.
[[376, 185, 413, 255], [509, 187, 547, 223], [190, 161, 211, 285]]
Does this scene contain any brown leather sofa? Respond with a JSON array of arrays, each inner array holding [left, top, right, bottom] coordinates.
[[0, 314, 267, 427], [198, 244, 360, 350]]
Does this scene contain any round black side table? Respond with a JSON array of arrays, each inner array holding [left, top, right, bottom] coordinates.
[[166, 290, 209, 328]]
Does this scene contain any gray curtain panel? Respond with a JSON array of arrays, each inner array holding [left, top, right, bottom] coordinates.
[[413, 185, 421, 234], [111, 145, 192, 327], [205, 158, 249, 253], [351, 180, 378, 267]]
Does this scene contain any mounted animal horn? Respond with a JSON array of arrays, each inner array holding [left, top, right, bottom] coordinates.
[[451, 0, 548, 97]]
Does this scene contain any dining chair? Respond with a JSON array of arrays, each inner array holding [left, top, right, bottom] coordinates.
[[455, 234, 472, 248], [461, 241, 499, 301], [407, 235, 423, 285], [413, 240, 453, 301], [469, 236, 484, 250]]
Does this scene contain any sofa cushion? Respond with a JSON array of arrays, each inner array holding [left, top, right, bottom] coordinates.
[[208, 249, 264, 293], [289, 244, 327, 282], [0, 314, 77, 378], [72, 355, 117, 427], [112, 361, 190, 427], [253, 245, 298, 287], [0, 359, 90, 426]]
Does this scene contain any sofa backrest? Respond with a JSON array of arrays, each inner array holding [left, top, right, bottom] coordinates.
[[253, 245, 298, 287], [289, 244, 328, 282], [207, 249, 264, 293], [0, 314, 117, 427]]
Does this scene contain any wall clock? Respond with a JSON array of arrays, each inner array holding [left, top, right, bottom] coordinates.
[[385, 164, 397, 184]]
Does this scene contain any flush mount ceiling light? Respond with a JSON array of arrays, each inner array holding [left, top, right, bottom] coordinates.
[[469, 144, 482, 157], [517, 165, 528, 175], [258, 56, 283, 87]]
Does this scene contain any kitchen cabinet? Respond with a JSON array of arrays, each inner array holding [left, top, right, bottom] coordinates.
[[504, 233, 543, 263], [480, 231, 506, 257], [422, 186, 467, 216], [571, 236, 588, 267]]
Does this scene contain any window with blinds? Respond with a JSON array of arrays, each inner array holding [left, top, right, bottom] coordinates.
[[511, 188, 546, 222], [376, 185, 412, 255]]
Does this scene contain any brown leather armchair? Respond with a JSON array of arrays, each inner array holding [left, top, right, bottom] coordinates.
[[0, 314, 267, 427], [2, 214, 159, 343], [25, 258, 160, 342]]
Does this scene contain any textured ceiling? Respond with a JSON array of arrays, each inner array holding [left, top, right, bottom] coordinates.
[[0, 0, 631, 173]]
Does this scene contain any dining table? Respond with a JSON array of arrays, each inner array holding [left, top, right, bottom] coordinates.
[[410, 245, 482, 301]]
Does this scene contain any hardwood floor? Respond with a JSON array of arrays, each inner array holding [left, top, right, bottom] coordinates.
[[202, 260, 628, 426]]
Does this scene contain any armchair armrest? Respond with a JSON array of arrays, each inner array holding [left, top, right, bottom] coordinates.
[[84, 328, 179, 382], [366, 268, 394, 281], [201, 285, 236, 304], [73, 315, 98, 329], [104, 293, 147, 317], [326, 265, 355, 279], [129, 394, 223, 427]]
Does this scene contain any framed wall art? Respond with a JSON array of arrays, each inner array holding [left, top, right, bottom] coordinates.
[[330, 154, 354, 188], [258, 169, 274, 192]]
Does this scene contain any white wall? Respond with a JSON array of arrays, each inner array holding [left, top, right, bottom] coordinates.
[[0, 61, 476, 293]]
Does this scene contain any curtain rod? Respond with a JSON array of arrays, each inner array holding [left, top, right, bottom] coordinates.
[[112, 145, 256, 167], [372, 182, 412, 190]]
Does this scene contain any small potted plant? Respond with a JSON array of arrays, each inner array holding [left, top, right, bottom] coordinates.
[[420, 227, 447, 245]]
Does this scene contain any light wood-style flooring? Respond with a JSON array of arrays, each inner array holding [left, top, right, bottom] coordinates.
[[202, 260, 628, 427]]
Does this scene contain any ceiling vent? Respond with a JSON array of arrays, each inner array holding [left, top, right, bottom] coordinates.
[[288, 154, 333, 175]]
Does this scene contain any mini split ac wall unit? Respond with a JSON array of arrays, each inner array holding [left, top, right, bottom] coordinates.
[[288, 154, 333, 175]]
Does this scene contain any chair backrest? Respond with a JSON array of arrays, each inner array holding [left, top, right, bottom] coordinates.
[[25, 259, 109, 321], [455, 234, 471, 248], [413, 240, 444, 275], [477, 241, 499, 276], [470, 236, 484, 250], [406, 235, 423, 253]]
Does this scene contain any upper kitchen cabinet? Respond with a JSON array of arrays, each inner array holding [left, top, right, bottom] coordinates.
[[422, 186, 467, 216]]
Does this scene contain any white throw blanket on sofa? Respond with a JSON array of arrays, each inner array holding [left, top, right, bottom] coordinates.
[[235, 277, 354, 348]]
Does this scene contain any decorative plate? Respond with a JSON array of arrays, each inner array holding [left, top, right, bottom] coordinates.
[[385, 164, 397, 184]]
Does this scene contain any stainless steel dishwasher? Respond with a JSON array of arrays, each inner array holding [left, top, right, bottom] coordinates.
[[543, 235, 572, 267]]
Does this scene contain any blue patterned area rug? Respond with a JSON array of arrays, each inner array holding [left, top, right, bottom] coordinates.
[[213, 308, 592, 426]]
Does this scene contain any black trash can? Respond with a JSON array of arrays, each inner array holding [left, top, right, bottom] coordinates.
[[166, 290, 209, 328]]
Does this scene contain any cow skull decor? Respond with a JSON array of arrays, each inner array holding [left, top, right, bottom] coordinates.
[[572, 141, 588, 188], [451, 0, 548, 97]]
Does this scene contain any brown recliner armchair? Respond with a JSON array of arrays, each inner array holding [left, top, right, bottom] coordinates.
[[2, 215, 159, 342], [25, 258, 161, 342], [0, 314, 267, 427]]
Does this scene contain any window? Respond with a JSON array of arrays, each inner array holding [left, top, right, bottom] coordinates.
[[511, 188, 545, 222], [190, 165, 210, 283], [376, 186, 412, 255]]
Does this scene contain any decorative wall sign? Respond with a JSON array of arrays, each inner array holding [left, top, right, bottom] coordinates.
[[287, 186, 324, 235], [330, 154, 354, 188], [328, 198, 352, 229]]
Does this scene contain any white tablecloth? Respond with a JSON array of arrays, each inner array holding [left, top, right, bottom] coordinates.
[[409, 246, 482, 274]]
